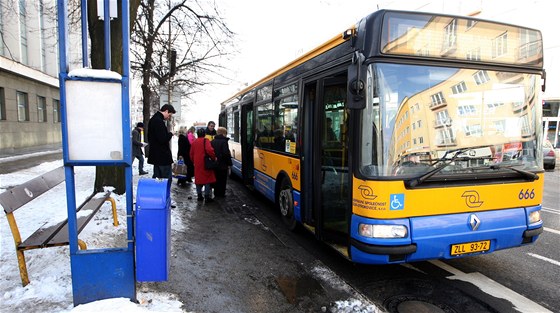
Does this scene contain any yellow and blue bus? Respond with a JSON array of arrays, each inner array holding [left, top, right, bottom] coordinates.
[[219, 10, 546, 264]]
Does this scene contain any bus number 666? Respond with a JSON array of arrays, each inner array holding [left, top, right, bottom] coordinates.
[[518, 189, 535, 200]]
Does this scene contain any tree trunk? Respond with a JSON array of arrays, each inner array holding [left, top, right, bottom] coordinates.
[[88, 0, 140, 194]]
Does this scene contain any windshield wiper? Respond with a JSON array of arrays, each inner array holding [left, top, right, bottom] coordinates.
[[486, 164, 539, 180], [404, 148, 468, 188]]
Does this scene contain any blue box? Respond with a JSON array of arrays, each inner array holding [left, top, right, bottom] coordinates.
[[135, 178, 171, 281]]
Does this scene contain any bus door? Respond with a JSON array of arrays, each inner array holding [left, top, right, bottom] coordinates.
[[303, 71, 350, 246], [240, 103, 254, 186]]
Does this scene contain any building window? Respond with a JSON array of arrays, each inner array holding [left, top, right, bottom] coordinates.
[[492, 31, 508, 59], [0, 4, 4, 56], [435, 109, 451, 127], [464, 124, 482, 137], [39, 0, 47, 72], [19, 0, 28, 64], [519, 28, 539, 59], [53, 99, 60, 123], [0, 87, 5, 120], [473, 70, 490, 85], [17, 91, 29, 121], [451, 81, 467, 94], [430, 92, 446, 107], [466, 47, 481, 61], [37, 96, 47, 122], [443, 19, 457, 51], [458, 105, 476, 116], [437, 128, 455, 145], [493, 120, 506, 133], [520, 114, 530, 136]]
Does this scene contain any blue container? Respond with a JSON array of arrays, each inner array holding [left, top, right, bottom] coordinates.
[[135, 178, 171, 281]]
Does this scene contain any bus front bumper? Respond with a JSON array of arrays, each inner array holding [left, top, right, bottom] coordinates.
[[349, 206, 543, 264]]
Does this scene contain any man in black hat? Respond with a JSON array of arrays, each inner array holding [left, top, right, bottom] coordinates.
[[147, 104, 176, 179], [132, 122, 148, 175]]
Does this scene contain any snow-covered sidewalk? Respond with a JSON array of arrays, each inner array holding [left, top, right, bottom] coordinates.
[[0, 161, 184, 312]]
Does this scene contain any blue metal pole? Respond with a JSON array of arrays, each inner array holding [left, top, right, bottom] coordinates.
[[121, 0, 135, 251], [81, 0, 88, 68], [104, 0, 111, 70], [57, 0, 68, 74], [57, 0, 70, 163]]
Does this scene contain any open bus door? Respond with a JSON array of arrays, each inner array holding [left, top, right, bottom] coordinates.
[[302, 70, 350, 254], [241, 103, 254, 186]]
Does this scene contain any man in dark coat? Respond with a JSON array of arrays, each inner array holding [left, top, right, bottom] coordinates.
[[210, 126, 233, 197], [147, 104, 176, 179], [132, 122, 148, 175]]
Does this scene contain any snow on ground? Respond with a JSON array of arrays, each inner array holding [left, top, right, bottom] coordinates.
[[0, 160, 185, 312], [0, 149, 379, 312]]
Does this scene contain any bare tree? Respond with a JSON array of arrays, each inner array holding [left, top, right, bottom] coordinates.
[[87, 0, 141, 194], [130, 0, 234, 132]]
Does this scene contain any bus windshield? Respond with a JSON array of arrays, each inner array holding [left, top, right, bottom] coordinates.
[[360, 63, 542, 179]]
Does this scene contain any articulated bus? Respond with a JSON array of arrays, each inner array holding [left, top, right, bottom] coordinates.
[[218, 10, 546, 264]]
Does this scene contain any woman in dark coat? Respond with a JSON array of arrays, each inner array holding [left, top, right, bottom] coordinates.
[[177, 127, 194, 185], [190, 128, 217, 202], [211, 127, 233, 197]]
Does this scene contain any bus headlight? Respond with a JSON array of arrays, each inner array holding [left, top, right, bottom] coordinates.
[[359, 224, 408, 238], [528, 210, 541, 224]]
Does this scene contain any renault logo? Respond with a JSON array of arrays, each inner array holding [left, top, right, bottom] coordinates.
[[469, 214, 481, 231]]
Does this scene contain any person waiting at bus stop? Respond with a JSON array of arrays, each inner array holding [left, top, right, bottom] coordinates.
[[131, 122, 148, 175], [177, 126, 194, 184], [147, 104, 176, 179], [190, 128, 217, 202], [205, 120, 217, 140], [211, 127, 233, 197]]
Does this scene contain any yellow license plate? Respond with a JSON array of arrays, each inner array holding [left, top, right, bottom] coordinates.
[[451, 240, 490, 256]]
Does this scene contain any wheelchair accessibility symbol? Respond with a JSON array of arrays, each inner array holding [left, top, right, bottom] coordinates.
[[390, 193, 405, 210]]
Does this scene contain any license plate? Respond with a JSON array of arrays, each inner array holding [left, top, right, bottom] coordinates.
[[451, 240, 490, 256]]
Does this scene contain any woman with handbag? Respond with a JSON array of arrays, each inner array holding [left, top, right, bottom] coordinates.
[[190, 128, 217, 202]]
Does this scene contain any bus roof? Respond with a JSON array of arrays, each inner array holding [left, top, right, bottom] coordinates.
[[221, 28, 353, 106], [222, 9, 543, 107]]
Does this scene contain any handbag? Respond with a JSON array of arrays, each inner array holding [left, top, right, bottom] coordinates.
[[204, 139, 219, 170], [172, 156, 188, 176]]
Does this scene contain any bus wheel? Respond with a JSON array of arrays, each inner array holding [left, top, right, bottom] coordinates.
[[278, 177, 297, 231]]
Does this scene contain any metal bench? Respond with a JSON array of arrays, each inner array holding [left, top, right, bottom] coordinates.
[[0, 166, 119, 286]]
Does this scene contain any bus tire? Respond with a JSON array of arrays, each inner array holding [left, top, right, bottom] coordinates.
[[278, 177, 297, 231]]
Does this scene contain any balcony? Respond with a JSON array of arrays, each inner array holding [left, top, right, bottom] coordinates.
[[434, 118, 452, 128], [429, 101, 447, 110]]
